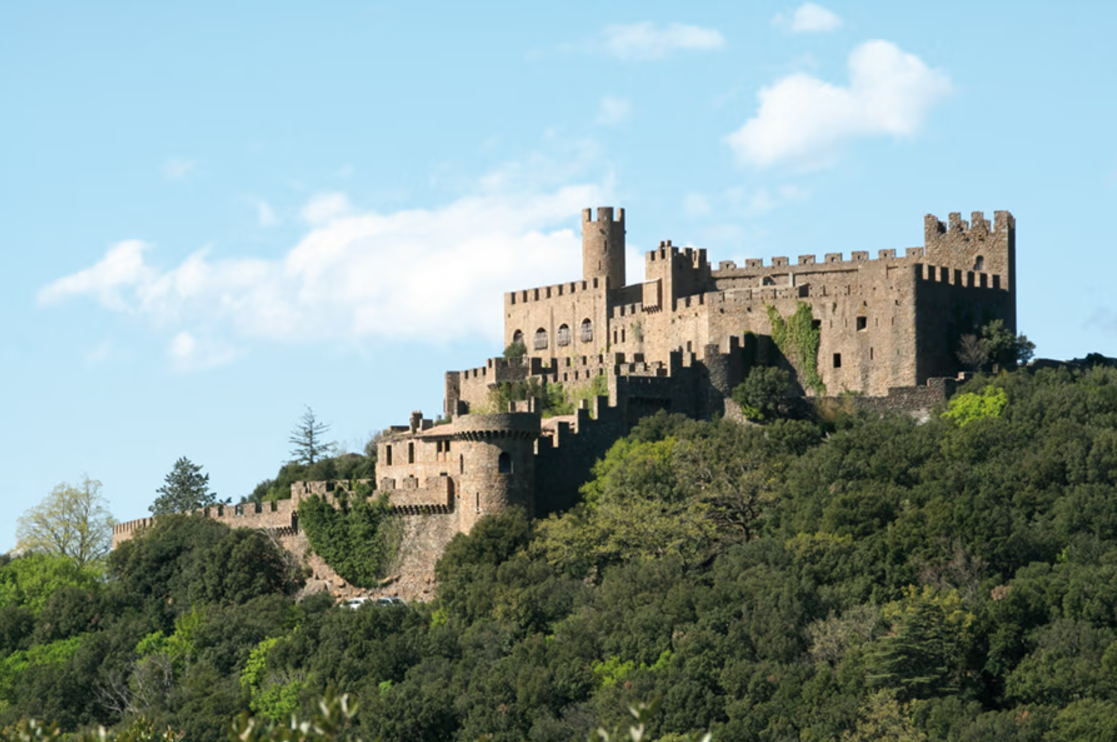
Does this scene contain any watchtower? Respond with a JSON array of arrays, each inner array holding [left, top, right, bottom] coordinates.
[[582, 207, 626, 291]]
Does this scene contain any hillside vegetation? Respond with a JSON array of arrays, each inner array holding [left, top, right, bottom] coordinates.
[[4, 366, 1117, 741]]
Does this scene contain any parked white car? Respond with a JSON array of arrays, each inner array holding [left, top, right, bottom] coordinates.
[[342, 596, 407, 609]]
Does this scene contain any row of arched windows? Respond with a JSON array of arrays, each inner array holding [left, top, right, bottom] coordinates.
[[512, 320, 593, 351]]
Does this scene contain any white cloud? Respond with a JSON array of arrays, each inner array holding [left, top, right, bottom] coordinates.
[[597, 96, 631, 125], [162, 157, 196, 180], [38, 181, 608, 368], [301, 192, 352, 224], [774, 3, 843, 34], [39, 239, 154, 311], [727, 40, 952, 169], [601, 22, 725, 60]]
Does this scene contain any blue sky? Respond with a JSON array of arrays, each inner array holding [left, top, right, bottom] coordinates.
[[2, 1, 1115, 550]]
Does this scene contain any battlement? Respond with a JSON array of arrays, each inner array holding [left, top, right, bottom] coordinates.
[[915, 263, 1002, 290], [506, 277, 604, 305], [711, 247, 925, 275], [646, 242, 709, 270], [110, 497, 301, 548], [582, 206, 625, 224], [924, 210, 1013, 243]]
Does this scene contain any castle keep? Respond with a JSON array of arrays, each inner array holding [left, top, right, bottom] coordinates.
[[113, 207, 1016, 600]]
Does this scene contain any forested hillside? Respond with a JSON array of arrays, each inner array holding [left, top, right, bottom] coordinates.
[[5, 365, 1117, 741]]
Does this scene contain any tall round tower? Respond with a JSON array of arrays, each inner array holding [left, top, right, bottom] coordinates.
[[453, 412, 540, 534], [582, 206, 626, 290]]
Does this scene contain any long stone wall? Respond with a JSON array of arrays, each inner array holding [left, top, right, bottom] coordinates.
[[110, 486, 460, 603]]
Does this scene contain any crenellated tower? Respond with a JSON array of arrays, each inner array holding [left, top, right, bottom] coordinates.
[[582, 207, 626, 291]]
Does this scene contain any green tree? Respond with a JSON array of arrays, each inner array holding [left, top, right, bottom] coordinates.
[[940, 385, 1008, 427], [981, 319, 1035, 367], [150, 457, 224, 515], [15, 477, 114, 569], [842, 690, 928, 742], [731, 365, 791, 421], [289, 407, 336, 465], [502, 341, 527, 362]]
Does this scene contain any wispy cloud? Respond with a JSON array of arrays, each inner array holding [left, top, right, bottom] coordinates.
[[597, 96, 631, 125], [255, 199, 279, 228], [162, 157, 196, 180], [683, 193, 712, 217], [301, 192, 353, 224], [84, 339, 114, 364], [773, 3, 843, 34], [168, 331, 240, 371], [39, 171, 609, 369], [726, 184, 811, 217], [600, 22, 725, 60], [726, 40, 952, 170]]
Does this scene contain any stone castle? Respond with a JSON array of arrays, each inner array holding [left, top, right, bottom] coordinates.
[[113, 207, 1017, 600]]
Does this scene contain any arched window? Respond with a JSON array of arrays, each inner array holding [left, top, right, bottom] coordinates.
[[498, 452, 512, 474], [534, 328, 548, 350], [974, 255, 985, 271], [762, 276, 776, 286], [581, 318, 593, 343], [557, 324, 571, 346], [512, 329, 523, 345]]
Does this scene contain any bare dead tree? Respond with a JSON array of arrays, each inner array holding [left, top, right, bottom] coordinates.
[[957, 334, 989, 371]]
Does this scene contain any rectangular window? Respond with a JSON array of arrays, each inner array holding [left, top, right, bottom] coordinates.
[[833, 353, 842, 368], [856, 316, 867, 331]]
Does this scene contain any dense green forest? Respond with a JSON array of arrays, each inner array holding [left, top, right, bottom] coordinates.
[[6, 365, 1117, 741]]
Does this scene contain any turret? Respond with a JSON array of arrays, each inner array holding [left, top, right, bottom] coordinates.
[[582, 207, 626, 291]]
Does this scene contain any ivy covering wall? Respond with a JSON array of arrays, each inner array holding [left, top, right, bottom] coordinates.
[[298, 488, 399, 587], [766, 302, 825, 394]]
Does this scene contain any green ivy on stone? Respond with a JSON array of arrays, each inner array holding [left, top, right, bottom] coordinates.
[[766, 302, 825, 394]]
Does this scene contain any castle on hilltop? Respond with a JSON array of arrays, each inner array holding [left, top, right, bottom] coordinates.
[[113, 207, 1017, 601]]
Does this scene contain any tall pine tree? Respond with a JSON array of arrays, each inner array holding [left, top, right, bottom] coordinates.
[[150, 457, 226, 514]]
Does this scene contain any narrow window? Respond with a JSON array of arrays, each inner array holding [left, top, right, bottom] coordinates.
[[385, 445, 392, 466], [833, 353, 842, 369], [498, 452, 512, 474], [580, 318, 593, 342], [557, 324, 571, 346], [856, 316, 867, 331], [621, 328, 626, 343], [870, 347, 874, 361], [459, 454, 464, 474], [408, 442, 415, 464], [534, 328, 548, 350], [445, 440, 450, 453]]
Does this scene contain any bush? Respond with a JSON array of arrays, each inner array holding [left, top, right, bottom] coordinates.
[[731, 366, 791, 421]]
